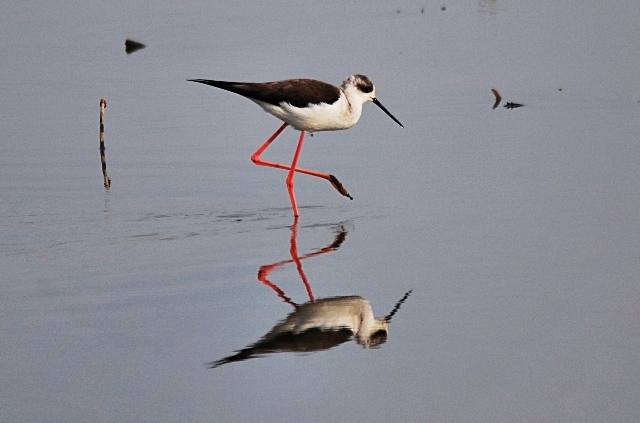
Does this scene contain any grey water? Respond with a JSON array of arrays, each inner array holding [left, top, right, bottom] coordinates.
[[2, 1, 639, 422]]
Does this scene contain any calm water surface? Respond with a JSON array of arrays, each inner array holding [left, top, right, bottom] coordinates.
[[2, 1, 639, 422]]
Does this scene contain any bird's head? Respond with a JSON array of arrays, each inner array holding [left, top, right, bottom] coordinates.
[[342, 74, 376, 102], [342, 74, 403, 128]]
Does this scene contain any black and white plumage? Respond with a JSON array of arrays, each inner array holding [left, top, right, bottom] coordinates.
[[188, 74, 403, 217], [206, 290, 412, 368], [206, 296, 389, 369], [188, 75, 403, 132]]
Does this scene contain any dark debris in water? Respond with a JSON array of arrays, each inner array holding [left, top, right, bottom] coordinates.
[[491, 88, 525, 110], [504, 102, 525, 109], [491, 88, 502, 109], [125, 39, 146, 54]]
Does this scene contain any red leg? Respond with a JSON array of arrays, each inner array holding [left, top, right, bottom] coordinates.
[[286, 131, 306, 217], [250, 124, 353, 206], [250, 122, 289, 165]]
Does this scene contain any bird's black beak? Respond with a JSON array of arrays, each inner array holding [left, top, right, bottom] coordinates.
[[372, 98, 404, 128]]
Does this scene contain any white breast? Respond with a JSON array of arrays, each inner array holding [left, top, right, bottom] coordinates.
[[253, 94, 363, 132]]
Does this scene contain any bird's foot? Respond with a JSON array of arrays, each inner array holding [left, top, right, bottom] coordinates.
[[329, 175, 353, 200]]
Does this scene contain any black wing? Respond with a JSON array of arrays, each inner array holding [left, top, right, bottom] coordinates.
[[188, 78, 342, 108]]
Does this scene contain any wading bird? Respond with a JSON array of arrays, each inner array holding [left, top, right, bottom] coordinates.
[[189, 75, 403, 217]]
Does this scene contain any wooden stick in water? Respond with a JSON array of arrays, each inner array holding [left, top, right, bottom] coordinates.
[[99, 98, 111, 187]]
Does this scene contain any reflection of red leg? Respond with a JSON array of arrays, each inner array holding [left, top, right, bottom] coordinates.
[[257, 264, 298, 307], [256, 222, 348, 305], [289, 222, 314, 302], [250, 124, 353, 212]]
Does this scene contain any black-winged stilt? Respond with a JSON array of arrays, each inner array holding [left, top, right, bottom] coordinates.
[[189, 75, 403, 217]]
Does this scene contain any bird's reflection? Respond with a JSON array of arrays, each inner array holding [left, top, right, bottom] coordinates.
[[207, 222, 411, 369]]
